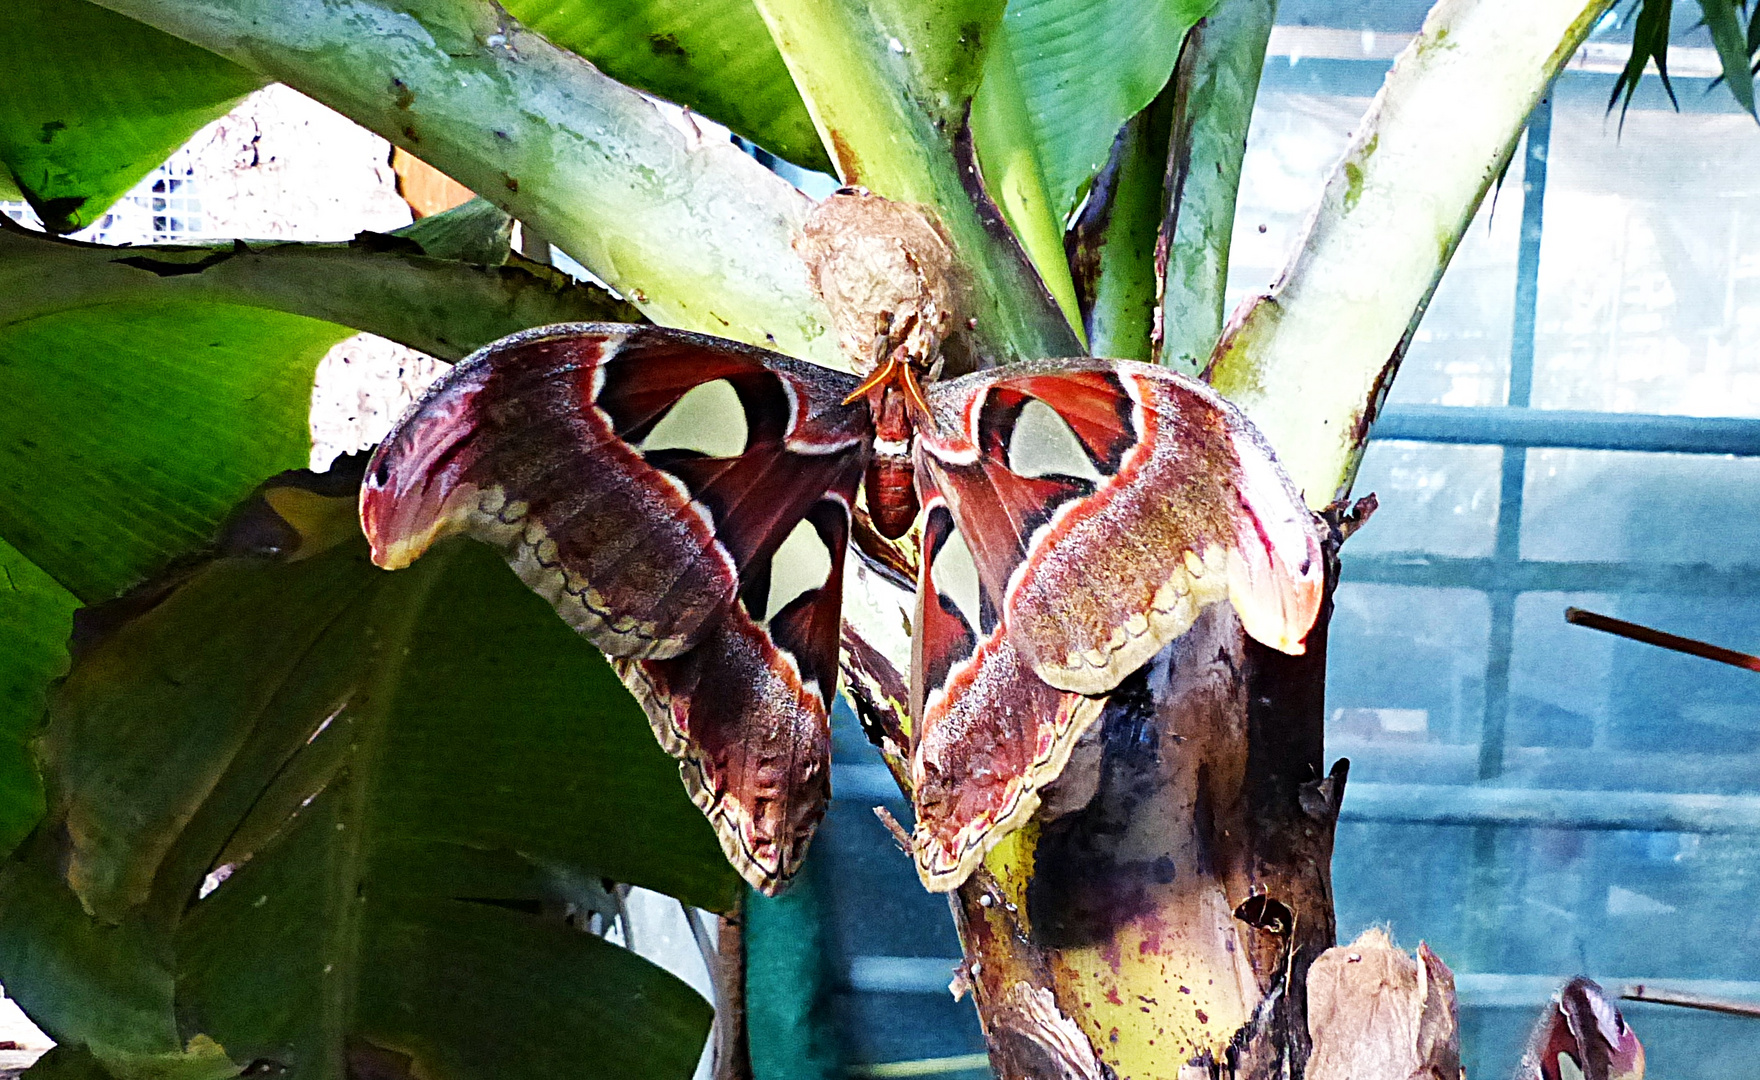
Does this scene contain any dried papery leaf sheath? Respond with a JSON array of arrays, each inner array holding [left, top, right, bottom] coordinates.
[[1307, 929, 1462, 1080], [363, 324, 1322, 894]]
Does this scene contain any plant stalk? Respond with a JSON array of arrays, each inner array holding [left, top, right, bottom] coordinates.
[[715, 907, 753, 1080], [749, 0, 1082, 366], [0, 218, 637, 362], [82, 0, 844, 368]]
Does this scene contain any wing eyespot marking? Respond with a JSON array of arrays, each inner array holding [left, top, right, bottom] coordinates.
[[764, 516, 835, 623], [1006, 398, 1103, 486], [638, 378, 747, 459]]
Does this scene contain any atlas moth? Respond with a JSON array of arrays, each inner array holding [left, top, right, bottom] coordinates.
[[359, 191, 1324, 895]]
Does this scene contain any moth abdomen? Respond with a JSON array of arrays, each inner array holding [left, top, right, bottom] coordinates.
[[865, 452, 919, 539]]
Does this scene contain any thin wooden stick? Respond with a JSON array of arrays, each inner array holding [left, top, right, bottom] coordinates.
[[1620, 983, 1760, 1019], [714, 902, 753, 1080], [1565, 608, 1760, 673]]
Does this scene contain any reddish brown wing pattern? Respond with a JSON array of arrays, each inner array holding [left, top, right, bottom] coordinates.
[[908, 488, 1105, 890], [360, 323, 869, 894], [918, 358, 1324, 697], [1518, 978, 1644, 1080], [900, 358, 1322, 890]]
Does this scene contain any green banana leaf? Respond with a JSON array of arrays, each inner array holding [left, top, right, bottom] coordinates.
[[0, 463, 734, 1079], [0, 0, 262, 234]]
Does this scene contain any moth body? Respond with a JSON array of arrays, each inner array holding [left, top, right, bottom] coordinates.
[[864, 380, 922, 538]]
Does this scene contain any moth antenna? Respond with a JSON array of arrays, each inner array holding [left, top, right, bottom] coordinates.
[[899, 361, 937, 434]]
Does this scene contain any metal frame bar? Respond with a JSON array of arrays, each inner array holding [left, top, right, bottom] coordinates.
[[1478, 93, 1550, 780], [1342, 555, 1760, 596], [1373, 405, 1760, 456]]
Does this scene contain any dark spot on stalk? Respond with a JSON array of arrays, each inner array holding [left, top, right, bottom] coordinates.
[[391, 78, 415, 110], [1026, 665, 1175, 947], [649, 33, 688, 59], [503, 174, 519, 192], [37, 120, 65, 144], [402, 125, 420, 144]]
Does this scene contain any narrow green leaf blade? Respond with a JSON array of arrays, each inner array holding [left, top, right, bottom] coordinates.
[[1609, 0, 1678, 124], [968, 23, 1086, 340], [1701, 0, 1757, 116], [1158, 0, 1278, 373], [0, 0, 262, 233]]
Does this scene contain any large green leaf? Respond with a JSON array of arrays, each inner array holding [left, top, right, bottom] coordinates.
[[0, 540, 67, 857], [178, 809, 712, 1080], [0, 0, 263, 234], [2, 465, 732, 1077], [0, 857, 186, 1063], [503, 0, 831, 172], [0, 200, 635, 808], [0, 300, 345, 604], [972, 0, 1218, 235]]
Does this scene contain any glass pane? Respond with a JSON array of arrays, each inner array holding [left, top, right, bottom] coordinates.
[[1533, 90, 1760, 417], [1348, 441, 1502, 557], [1228, 90, 1364, 309], [1326, 583, 1490, 754], [1520, 448, 1760, 566]]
